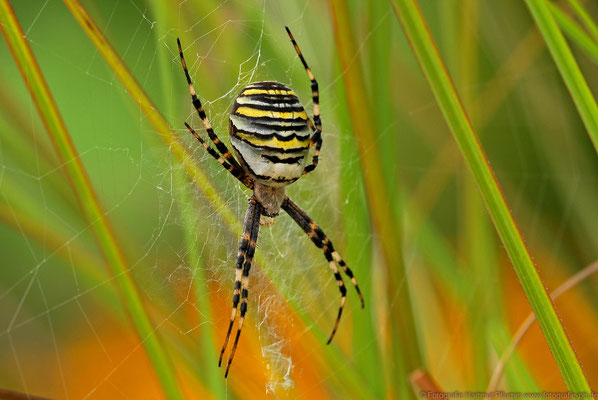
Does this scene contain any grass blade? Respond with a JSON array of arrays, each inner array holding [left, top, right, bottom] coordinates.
[[567, 0, 598, 44], [549, 2, 598, 65], [526, 0, 598, 154], [328, 0, 423, 397], [0, 2, 183, 399], [172, 167, 226, 397], [389, 0, 592, 394]]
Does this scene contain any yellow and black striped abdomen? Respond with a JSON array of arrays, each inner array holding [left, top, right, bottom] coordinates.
[[229, 81, 310, 187]]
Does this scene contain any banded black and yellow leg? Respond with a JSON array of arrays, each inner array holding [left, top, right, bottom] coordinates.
[[184, 123, 250, 185], [177, 38, 251, 187], [220, 195, 262, 377], [282, 197, 364, 307], [285, 27, 323, 175], [303, 128, 322, 175], [282, 197, 363, 343], [219, 196, 260, 370]]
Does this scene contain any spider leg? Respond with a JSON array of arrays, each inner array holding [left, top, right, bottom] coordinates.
[[285, 27, 323, 175], [282, 197, 364, 344], [184, 123, 250, 185], [219, 195, 262, 377], [304, 116, 322, 175], [177, 39, 253, 188]]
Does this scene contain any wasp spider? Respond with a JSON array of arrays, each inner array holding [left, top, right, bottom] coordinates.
[[177, 27, 364, 378]]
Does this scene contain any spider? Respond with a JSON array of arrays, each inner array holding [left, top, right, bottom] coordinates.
[[177, 27, 364, 378]]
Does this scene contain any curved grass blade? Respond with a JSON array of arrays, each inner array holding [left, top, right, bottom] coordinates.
[[526, 0, 598, 154], [389, 0, 591, 394], [0, 2, 184, 399]]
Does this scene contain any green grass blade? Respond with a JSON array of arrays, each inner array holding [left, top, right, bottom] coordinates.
[[549, 3, 598, 65], [0, 2, 184, 399], [335, 67, 383, 398], [389, 0, 592, 394], [567, 0, 598, 44], [173, 167, 226, 397], [526, 0, 598, 154], [329, 0, 422, 397]]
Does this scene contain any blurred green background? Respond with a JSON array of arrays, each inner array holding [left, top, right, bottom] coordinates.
[[1, 0, 598, 399]]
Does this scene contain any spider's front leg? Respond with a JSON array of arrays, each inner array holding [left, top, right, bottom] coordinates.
[[177, 38, 253, 189], [219, 195, 262, 377], [282, 197, 364, 344], [285, 27, 323, 176]]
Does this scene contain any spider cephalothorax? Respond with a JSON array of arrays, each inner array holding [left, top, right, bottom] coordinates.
[[177, 27, 364, 378]]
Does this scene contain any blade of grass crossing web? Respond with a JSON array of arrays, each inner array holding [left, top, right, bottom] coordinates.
[[173, 168, 225, 398], [148, 2, 225, 394], [525, 0, 598, 154], [389, 0, 591, 394], [148, 1, 179, 119], [0, 2, 184, 399]]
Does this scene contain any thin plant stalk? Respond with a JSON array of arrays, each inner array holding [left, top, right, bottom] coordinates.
[[149, 0, 225, 395], [0, 2, 184, 399], [487, 260, 598, 393], [390, 0, 591, 394]]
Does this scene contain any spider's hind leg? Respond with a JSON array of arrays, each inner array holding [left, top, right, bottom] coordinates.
[[281, 197, 364, 344], [219, 195, 262, 377]]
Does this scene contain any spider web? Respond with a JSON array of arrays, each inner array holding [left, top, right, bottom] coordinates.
[[0, 0, 375, 398], [3, 0, 596, 398]]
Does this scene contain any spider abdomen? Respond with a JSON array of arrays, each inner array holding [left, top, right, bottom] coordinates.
[[229, 81, 310, 187]]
